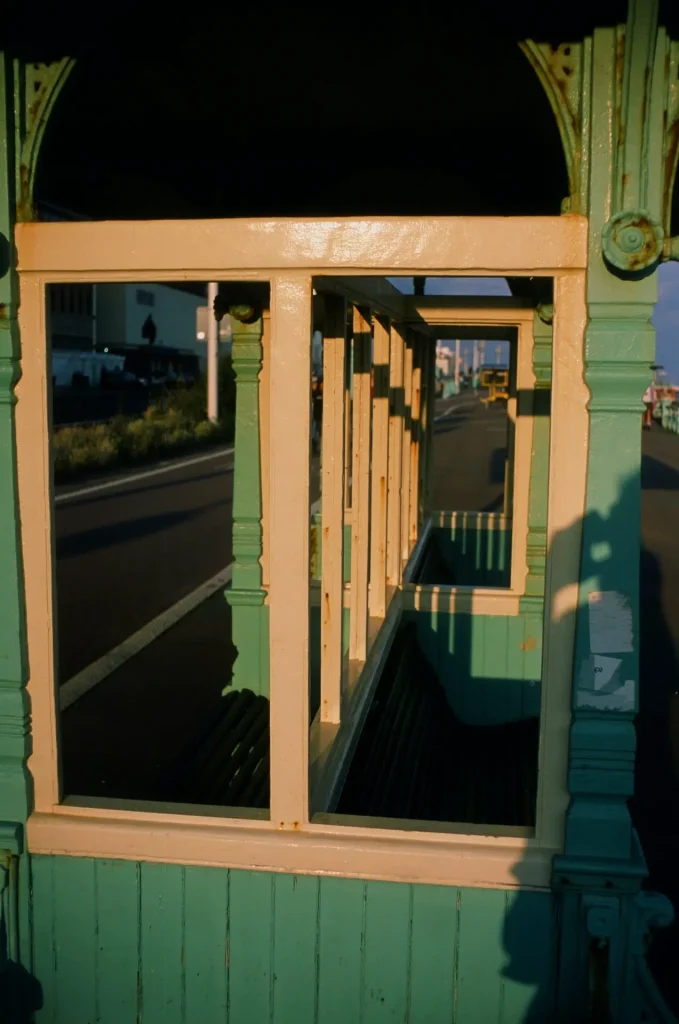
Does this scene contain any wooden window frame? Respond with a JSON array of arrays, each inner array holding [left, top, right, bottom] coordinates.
[[16, 216, 588, 890], [401, 305, 536, 617]]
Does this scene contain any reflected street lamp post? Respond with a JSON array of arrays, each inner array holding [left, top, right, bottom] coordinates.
[[207, 282, 219, 423]]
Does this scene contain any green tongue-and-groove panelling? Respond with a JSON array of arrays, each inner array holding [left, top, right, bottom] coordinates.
[[416, 524, 513, 589], [408, 609, 542, 726], [29, 855, 556, 1024]]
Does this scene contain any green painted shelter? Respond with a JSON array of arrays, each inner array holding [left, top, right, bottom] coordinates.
[[2, 2, 679, 1020]]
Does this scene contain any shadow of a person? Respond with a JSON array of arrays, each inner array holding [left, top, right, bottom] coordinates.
[[632, 543, 679, 1018], [0, 960, 43, 1024]]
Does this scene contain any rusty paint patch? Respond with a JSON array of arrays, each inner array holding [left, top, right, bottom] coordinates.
[[663, 115, 679, 227], [627, 239, 657, 272], [520, 636, 537, 652], [546, 42, 580, 138], [16, 164, 36, 222], [0, 304, 7, 319], [615, 30, 626, 155]]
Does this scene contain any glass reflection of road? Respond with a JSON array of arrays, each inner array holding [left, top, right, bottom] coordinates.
[[431, 392, 508, 512]]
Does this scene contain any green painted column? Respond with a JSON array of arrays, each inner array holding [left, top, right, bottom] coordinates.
[[0, 56, 31, 827], [520, 308, 552, 613], [556, 14, 664, 873], [562, 299, 653, 868], [225, 311, 269, 697], [518, 310, 552, 683]]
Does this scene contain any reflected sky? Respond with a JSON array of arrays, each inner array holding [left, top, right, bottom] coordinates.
[[389, 270, 679, 383]]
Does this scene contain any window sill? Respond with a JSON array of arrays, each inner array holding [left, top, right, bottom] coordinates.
[[27, 806, 556, 890]]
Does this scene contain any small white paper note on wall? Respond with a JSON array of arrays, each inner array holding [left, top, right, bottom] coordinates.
[[588, 591, 633, 654]]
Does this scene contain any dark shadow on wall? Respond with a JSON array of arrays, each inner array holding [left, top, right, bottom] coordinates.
[[500, 469, 679, 1021], [0, 958, 43, 1024], [338, 461, 675, 1015]]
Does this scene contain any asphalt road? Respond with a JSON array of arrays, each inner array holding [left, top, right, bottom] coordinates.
[[55, 447, 236, 683]]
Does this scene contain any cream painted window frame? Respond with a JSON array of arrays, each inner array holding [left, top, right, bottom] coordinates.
[[401, 305, 535, 618], [16, 216, 588, 891]]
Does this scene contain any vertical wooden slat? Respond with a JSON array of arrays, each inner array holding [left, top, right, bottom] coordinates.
[[467, 616, 486, 722], [320, 296, 347, 725], [343, 323, 353, 511], [17, 275, 60, 812], [53, 856, 97, 1024], [260, 310, 271, 589], [95, 860, 141, 1024], [484, 616, 509, 683], [269, 273, 312, 829], [361, 881, 411, 1023], [229, 870, 274, 1024], [139, 863, 185, 1024], [416, 339, 428, 528], [500, 891, 556, 1021], [537, 271, 588, 851], [369, 315, 390, 619], [505, 335, 518, 518], [509, 318, 536, 597], [349, 305, 372, 664], [184, 867, 229, 1021], [400, 334, 414, 566], [227, 313, 267, 695], [419, 339, 436, 520], [317, 877, 365, 1024], [456, 888, 506, 1021], [386, 324, 405, 589], [30, 856, 57, 1023], [409, 884, 458, 1023], [271, 874, 319, 1023], [506, 618, 528, 719], [409, 337, 423, 546]]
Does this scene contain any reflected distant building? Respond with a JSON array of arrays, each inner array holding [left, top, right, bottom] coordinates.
[[435, 340, 454, 378], [39, 202, 229, 371]]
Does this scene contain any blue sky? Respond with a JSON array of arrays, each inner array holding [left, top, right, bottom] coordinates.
[[389, 266, 679, 381], [655, 262, 679, 381]]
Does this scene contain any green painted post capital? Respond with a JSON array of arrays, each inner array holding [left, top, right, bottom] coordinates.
[[229, 304, 262, 325], [602, 209, 664, 275]]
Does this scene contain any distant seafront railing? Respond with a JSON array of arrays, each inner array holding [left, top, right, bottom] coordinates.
[[656, 398, 679, 434]]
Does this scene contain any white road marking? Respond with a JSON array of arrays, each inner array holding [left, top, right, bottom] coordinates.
[[55, 446, 235, 505], [59, 564, 234, 711], [434, 393, 479, 422], [59, 497, 322, 711]]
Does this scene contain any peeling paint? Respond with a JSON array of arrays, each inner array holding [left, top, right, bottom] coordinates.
[[588, 591, 633, 654]]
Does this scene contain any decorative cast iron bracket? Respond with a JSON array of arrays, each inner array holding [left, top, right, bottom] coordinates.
[[522, 1, 679, 278], [11, 58, 75, 221]]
